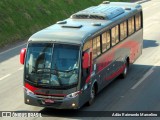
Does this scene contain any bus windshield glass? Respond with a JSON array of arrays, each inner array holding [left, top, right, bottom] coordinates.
[[25, 43, 79, 87]]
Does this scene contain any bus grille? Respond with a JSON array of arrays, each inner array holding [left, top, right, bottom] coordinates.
[[35, 95, 64, 100]]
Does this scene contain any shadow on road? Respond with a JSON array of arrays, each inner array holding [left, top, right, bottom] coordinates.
[[0, 44, 26, 63], [143, 39, 159, 49]]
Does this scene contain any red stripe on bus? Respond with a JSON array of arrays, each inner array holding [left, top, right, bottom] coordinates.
[[97, 53, 114, 72], [97, 40, 140, 73], [105, 64, 125, 81], [25, 83, 39, 92], [121, 40, 140, 63], [85, 76, 91, 83], [25, 83, 66, 97]]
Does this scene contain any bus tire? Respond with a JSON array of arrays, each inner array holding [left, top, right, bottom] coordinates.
[[87, 84, 96, 106], [120, 60, 129, 79]]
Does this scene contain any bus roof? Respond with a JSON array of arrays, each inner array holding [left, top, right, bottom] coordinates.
[[28, 2, 142, 45]]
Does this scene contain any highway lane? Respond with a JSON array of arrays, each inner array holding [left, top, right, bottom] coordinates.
[[0, 0, 160, 119]]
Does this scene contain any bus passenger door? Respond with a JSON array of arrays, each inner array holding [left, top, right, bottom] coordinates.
[[80, 49, 93, 106]]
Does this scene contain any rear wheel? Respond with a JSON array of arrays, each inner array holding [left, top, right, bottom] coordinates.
[[120, 60, 129, 79], [87, 85, 96, 106]]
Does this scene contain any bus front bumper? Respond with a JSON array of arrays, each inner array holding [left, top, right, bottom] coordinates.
[[24, 93, 80, 109]]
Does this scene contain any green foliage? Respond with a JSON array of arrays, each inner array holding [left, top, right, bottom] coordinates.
[[0, 0, 129, 47]]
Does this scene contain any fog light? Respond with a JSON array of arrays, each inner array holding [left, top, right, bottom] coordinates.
[[27, 99, 30, 103], [72, 103, 76, 107]]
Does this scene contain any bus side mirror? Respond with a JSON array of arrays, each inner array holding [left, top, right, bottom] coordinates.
[[20, 48, 26, 65], [82, 52, 90, 69]]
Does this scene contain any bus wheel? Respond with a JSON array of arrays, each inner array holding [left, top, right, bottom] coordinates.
[[87, 85, 96, 106], [120, 60, 129, 79]]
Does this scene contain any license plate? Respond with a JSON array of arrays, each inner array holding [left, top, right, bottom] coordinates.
[[44, 99, 54, 103]]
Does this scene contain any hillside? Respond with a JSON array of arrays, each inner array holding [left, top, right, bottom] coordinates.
[[0, 0, 129, 47]]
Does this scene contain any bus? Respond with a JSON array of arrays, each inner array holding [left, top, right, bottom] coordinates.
[[20, 1, 143, 109]]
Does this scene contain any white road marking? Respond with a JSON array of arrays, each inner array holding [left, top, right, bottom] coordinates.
[[0, 43, 26, 55], [131, 69, 154, 90], [131, 62, 160, 90], [0, 67, 23, 81], [0, 74, 11, 81]]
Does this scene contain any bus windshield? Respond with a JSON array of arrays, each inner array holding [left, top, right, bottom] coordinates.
[[25, 43, 80, 88]]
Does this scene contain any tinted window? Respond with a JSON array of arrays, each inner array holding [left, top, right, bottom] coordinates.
[[97, 36, 101, 55], [93, 36, 101, 59], [83, 39, 92, 51], [135, 13, 142, 31], [93, 38, 97, 59], [120, 21, 127, 40], [128, 16, 135, 35], [102, 31, 111, 52], [25, 43, 79, 87], [111, 25, 119, 46]]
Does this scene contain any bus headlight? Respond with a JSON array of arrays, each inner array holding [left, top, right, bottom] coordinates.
[[66, 91, 82, 99], [24, 87, 35, 97]]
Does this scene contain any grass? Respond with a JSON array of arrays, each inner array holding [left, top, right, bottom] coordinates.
[[0, 0, 129, 47]]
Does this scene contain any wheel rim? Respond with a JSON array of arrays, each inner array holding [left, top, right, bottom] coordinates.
[[124, 65, 127, 75], [89, 86, 95, 104], [91, 87, 95, 99]]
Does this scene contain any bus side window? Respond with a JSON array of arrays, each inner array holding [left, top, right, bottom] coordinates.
[[97, 36, 101, 56], [135, 13, 142, 31], [111, 25, 119, 46], [102, 30, 111, 52], [139, 12, 142, 28], [102, 32, 107, 52], [106, 31, 111, 50], [120, 21, 127, 41], [128, 16, 135, 35], [111, 27, 116, 46], [93, 36, 101, 59], [83, 39, 92, 52], [93, 38, 97, 59]]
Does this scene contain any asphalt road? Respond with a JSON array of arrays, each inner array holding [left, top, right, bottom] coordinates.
[[0, 0, 160, 120]]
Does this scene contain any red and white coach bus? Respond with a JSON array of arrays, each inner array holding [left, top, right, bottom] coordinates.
[[20, 1, 143, 109]]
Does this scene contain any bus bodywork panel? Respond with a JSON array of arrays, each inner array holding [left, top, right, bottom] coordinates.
[[92, 29, 143, 92]]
